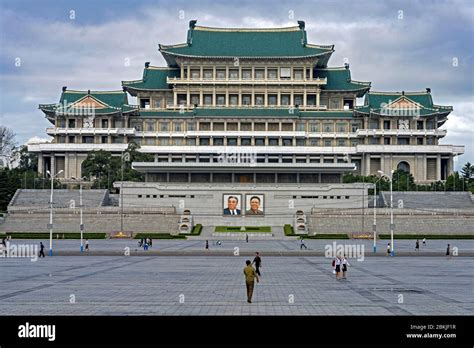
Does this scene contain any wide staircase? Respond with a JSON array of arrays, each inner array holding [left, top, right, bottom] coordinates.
[[380, 191, 474, 210]]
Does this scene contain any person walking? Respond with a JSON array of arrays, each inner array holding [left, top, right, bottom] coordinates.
[[300, 237, 308, 250], [243, 260, 259, 303], [85, 239, 89, 251], [246, 234, 249, 243], [446, 243, 451, 259], [335, 256, 342, 280], [422, 238, 426, 246], [205, 240, 209, 250], [415, 239, 420, 251], [39, 242, 45, 258], [1, 237, 6, 256], [342, 255, 350, 279], [386, 243, 391, 256], [252, 252, 262, 276], [149, 237, 153, 248]]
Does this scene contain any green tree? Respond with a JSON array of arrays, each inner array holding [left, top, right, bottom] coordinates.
[[445, 172, 465, 191]]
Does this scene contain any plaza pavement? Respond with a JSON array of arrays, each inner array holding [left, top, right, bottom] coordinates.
[[0, 239, 473, 315]]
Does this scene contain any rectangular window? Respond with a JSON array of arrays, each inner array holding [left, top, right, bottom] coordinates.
[[203, 69, 213, 79], [241, 138, 251, 146], [174, 123, 182, 132], [398, 138, 409, 145], [309, 123, 319, 132], [216, 69, 226, 79], [241, 123, 252, 131], [323, 123, 333, 132], [132, 122, 142, 131], [255, 94, 264, 106], [214, 138, 224, 146], [146, 138, 155, 145], [254, 123, 265, 131], [213, 122, 224, 131], [294, 95, 303, 106], [101, 136, 107, 144], [324, 140, 332, 147], [383, 120, 391, 130], [281, 94, 290, 106], [370, 137, 379, 145], [242, 69, 252, 80], [199, 122, 211, 131], [158, 138, 169, 146], [336, 123, 347, 133], [296, 139, 306, 146], [203, 94, 213, 106], [166, 95, 173, 107], [267, 69, 277, 79], [307, 95, 316, 106], [229, 94, 238, 106], [229, 69, 239, 79], [242, 94, 251, 106], [227, 123, 238, 131], [187, 138, 196, 146], [269, 138, 279, 146], [146, 122, 155, 132], [190, 69, 200, 79], [343, 99, 354, 110], [154, 99, 161, 108], [68, 119, 76, 128], [187, 122, 196, 131], [227, 138, 237, 146], [199, 138, 210, 145], [280, 67, 291, 79], [330, 98, 340, 110], [384, 137, 391, 145], [82, 136, 94, 144], [255, 69, 265, 79], [351, 123, 360, 132], [293, 69, 303, 80], [417, 137, 423, 145], [268, 123, 279, 131], [309, 139, 319, 146], [216, 94, 225, 106], [282, 138, 293, 146], [190, 94, 199, 106], [255, 138, 265, 146], [177, 94, 186, 106], [296, 123, 305, 132], [268, 94, 277, 106], [140, 98, 150, 109], [160, 122, 169, 132], [338, 139, 346, 146]]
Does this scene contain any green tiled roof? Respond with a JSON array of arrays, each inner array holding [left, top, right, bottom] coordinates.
[[355, 91, 453, 117], [122, 66, 179, 93], [39, 89, 138, 116], [315, 67, 371, 97], [159, 24, 334, 67], [138, 108, 354, 119]]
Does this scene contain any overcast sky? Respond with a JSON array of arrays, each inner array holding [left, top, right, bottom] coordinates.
[[0, 0, 472, 170]]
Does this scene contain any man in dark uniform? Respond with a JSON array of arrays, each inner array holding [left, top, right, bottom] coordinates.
[[252, 252, 262, 276]]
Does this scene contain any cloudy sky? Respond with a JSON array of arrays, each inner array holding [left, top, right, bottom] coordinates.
[[0, 0, 473, 169]]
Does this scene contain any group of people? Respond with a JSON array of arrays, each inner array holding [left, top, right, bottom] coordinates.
[[332, 255, 350, 280], [138, 237, 152, 250], [414, 238, 427, 251]]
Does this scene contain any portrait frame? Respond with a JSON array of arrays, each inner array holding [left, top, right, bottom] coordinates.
[[245, 194, 265, 216], [222, 194, 242, 216]]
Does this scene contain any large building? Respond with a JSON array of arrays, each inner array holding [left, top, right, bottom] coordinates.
[[28, 21, 464, 224]]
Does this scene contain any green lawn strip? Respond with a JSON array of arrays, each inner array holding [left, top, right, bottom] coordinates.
[[306, 234, 350, 239], [179, 224, 202, 236], [134, 233, 186, 239], [378, 234, 474, 240], [3, 232, 106, 239], [214, 226, 271, 233]]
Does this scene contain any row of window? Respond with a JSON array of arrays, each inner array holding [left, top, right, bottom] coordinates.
[[56, 135, 436, 146], [142, 95, 351, 109], [182, 67, 312, 80]]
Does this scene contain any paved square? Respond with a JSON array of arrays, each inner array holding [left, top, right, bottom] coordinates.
[[0, 244, 472, 315]]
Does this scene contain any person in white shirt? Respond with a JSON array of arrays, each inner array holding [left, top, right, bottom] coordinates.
[[342, 255, 351, 279], [422, 238, 426, 246], [335, 256, 342, 279], [386, 243, 391, 256]]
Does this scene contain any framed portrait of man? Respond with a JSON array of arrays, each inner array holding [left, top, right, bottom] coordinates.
[[245, 194, 264, 216], [223, 194, 242, 216]]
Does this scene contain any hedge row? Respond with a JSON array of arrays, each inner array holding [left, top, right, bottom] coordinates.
[[214, 226, 272, 232], [378, 234, 474, 240], [134, 233, 186, 239], [3, 233, 106, 239]]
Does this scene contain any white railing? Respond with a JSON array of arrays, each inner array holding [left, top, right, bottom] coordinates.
[[167, 76, 327, 85], [356, 129, 447, 137], [46, 128, 136, 135]]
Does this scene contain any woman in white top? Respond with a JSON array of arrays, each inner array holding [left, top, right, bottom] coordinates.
[[342, 255, 350, 279], [335, 256, 342, 279]]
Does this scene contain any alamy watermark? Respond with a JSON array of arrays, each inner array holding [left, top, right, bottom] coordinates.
[[0, 242, 39, 262], [325, 242, 365, 261], [217, 148, 257, 166]]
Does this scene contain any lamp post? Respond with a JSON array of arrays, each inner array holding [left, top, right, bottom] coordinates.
[[72, 176, 86, 252], [378, 169, 395, 256], [372, 177, 383, 253], [46, 169, 63, 256]]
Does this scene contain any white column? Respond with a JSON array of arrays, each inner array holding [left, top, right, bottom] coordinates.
[[436, 154, 441, 181], [316, 88, 320, 108]]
